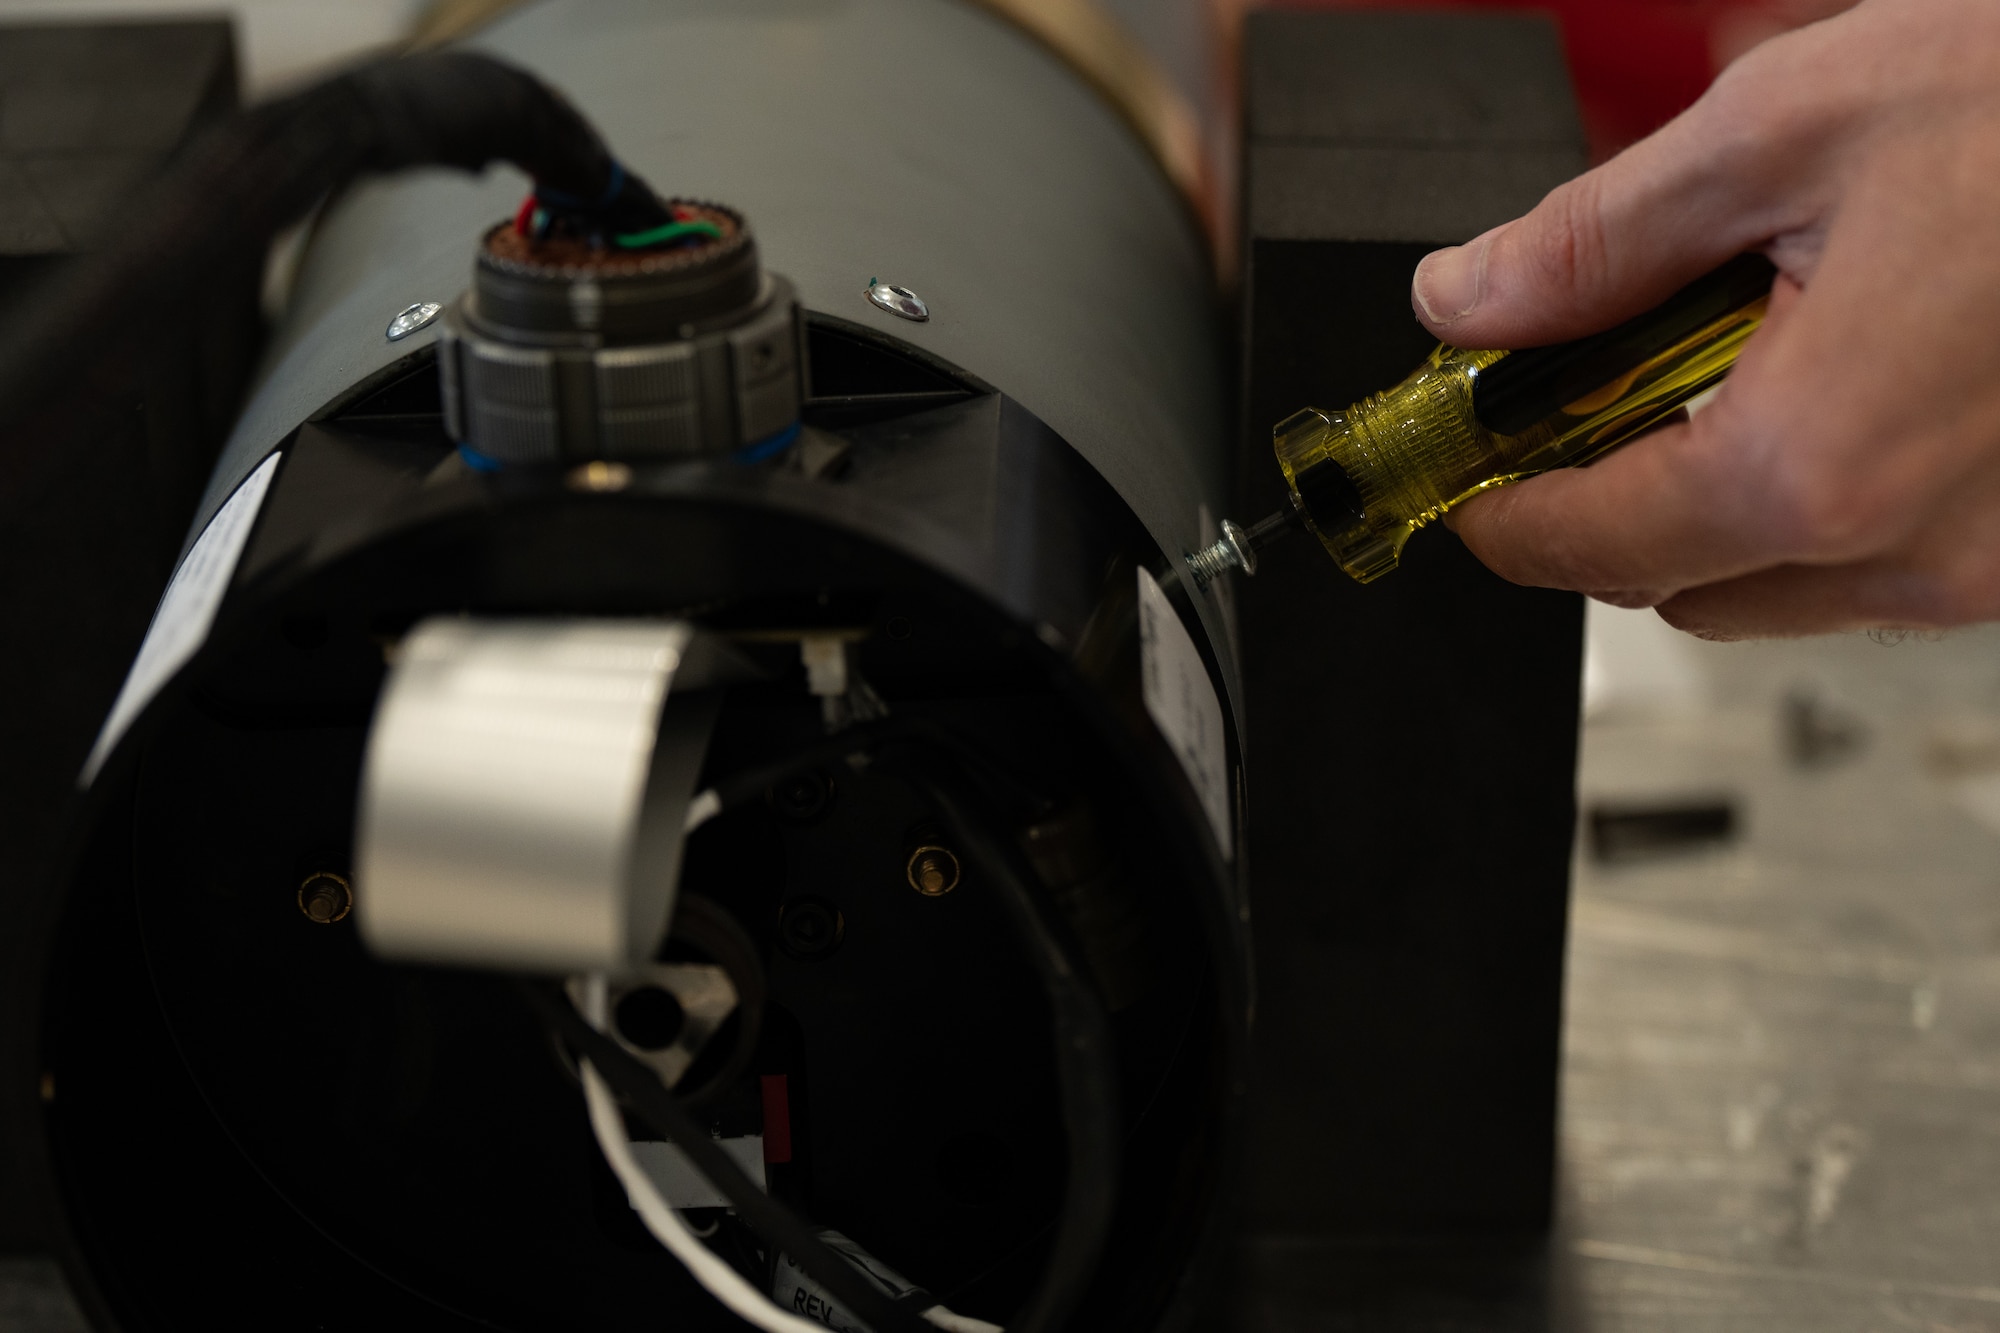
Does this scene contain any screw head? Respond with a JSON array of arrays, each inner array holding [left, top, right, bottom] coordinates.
[[386, 301, 443, 341], [866, 281, 929, 322], [907, 845, 962, 897], [1185, 528, 1252, 591], [773, 770, 832, 821], [298, 871, 353, 924], [779, 897, 845, 960]]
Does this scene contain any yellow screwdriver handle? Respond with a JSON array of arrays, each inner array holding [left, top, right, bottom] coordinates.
[[1274, 253, 1775, 583]]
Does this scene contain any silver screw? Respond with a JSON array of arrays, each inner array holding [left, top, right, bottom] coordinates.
[[866, 280, 929, 322], [386, 301, 443, 341], [1185, 519, 1257, 590]]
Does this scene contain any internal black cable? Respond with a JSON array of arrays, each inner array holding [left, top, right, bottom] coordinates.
[[702, 716, 1051, 824], [548, 737, 1118, 1333], [518, 981, 935, 1333], [893, 747, 1121, 1333]]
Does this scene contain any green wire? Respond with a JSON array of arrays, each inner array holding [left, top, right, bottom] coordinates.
[[614, 219, 724, 249]]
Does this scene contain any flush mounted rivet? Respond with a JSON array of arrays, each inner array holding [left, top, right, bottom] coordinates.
[[866, 280, 929, 322], [386, 301, 443, 341]]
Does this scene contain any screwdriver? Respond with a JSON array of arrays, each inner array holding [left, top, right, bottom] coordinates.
[[1186, 252, 1777, 588]]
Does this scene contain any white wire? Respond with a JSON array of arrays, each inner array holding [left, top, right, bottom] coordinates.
[[582, 1060, 830, 1333], [684, 788, 721, 833], [577, 975, 827, 1333], [577, 974, 1007, 1333]]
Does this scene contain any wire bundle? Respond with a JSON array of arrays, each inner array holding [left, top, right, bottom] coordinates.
[[0, 51, 684, 467], [525, 734, 1121, 1333], [511, 186, 725, 251]]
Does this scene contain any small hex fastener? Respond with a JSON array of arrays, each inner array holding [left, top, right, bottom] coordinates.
[[866, 280, 928, 322]]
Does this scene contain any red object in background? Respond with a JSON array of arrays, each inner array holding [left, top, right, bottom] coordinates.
[[1273, 1, 1834, 162], [1533, 0, 1719, 158]]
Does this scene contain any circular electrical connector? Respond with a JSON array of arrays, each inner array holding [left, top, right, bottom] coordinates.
[[438, 201, 803, 466]]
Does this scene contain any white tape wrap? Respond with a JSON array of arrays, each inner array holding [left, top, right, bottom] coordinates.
[[357, 617, 700, 975]]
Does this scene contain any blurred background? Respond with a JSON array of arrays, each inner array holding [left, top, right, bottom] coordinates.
[[1254, 0, 1861, 162], [0, 0, 427, 95], [9, 0, 2000, 1330]]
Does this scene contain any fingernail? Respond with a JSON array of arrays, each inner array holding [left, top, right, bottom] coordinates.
[[1413, 229, 1497, 326], [1587, 589, 1669, 610]]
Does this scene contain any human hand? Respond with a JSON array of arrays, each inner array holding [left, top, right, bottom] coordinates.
[[1409, 0, 2000, 639]]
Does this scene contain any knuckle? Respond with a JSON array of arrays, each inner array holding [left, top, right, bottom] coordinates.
[[1694, 30, 1846, 181], [1916, 555, 2000, 627], [1700, 39, 1784, 122], [1759, 460, 1897, 558], [1923, 585, 1981, 629], [1522, 176, 1612, 305], [1721, 401, 1901, 560]]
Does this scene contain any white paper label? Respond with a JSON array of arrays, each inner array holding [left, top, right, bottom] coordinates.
[[80, 453, 282, 786], [629, 1135, 766, 1210], [1137, 567, 1233, 859]]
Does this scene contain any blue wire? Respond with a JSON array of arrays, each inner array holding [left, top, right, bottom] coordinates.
[[732, 420, 802, 465], [535, 160, 627, 211], [461, 417, 799, 474]]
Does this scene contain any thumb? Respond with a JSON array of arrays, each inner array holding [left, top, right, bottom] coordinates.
[[1411, 90, 1783, 349]]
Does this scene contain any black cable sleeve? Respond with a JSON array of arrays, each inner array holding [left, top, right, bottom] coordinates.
[[893, 746, 1121, 1333], [516, 981, 936, 1333], [0, 51, 669, 482]]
